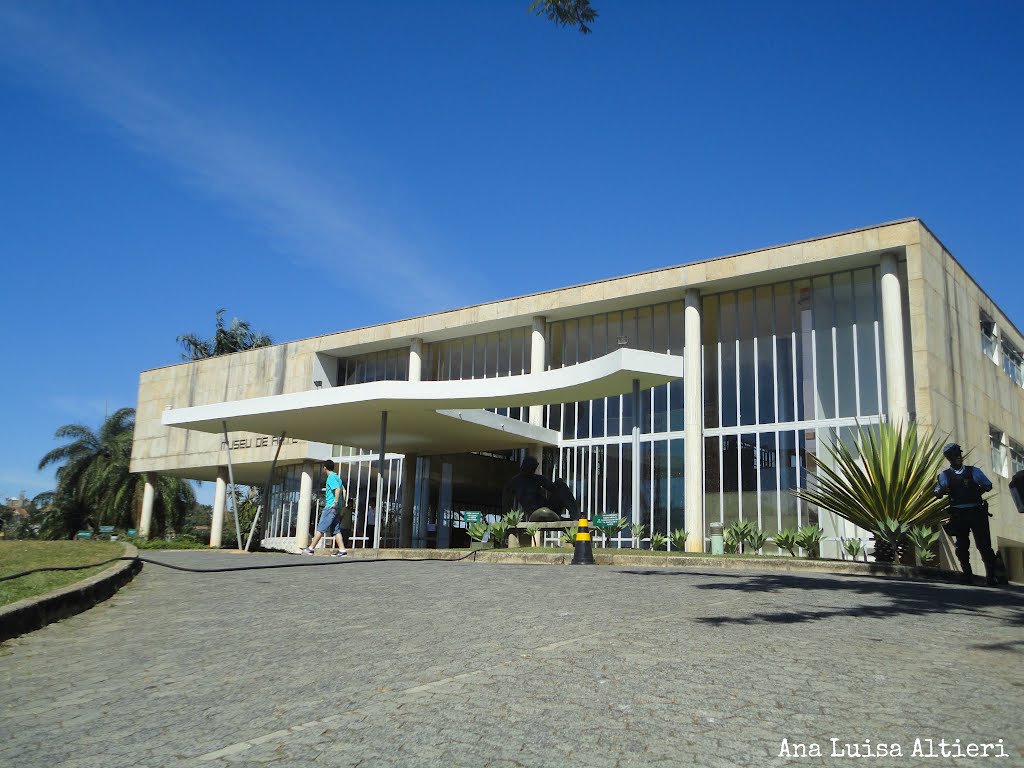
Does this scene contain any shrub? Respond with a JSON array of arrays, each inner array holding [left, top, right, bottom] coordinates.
[[725, 520, 753, 554], [908, 524, 939, 565], [467, 522, 489, 542], [631, 522, 647, 546], [792, 421, 950, 541], [594, 516, 627, 546], [649, 532, 667, 551], [841, 537, 865, 561], [670, 528, 689, 551], [560, 525, 579, 545], [746, 527, 769, 553], [795, 525, 824, 558], [774, 528, 799, 557]]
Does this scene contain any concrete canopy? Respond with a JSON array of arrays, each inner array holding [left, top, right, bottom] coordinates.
[[162, 348, 683, 455]]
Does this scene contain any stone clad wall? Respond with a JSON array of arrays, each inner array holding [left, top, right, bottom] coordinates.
[[130, 343, 316, 482], [908, 222, 1024, 575]]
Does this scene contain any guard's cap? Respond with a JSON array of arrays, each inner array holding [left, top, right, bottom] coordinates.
[[942, 443, 962, 457]]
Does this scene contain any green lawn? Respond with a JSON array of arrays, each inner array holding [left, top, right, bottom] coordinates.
[[0, 540, 127, 608]]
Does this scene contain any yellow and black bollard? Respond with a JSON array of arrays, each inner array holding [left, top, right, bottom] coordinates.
[[570, 517, 596, 565]]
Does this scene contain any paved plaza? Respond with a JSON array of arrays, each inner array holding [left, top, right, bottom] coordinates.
[[1, 551, 1022, 767]]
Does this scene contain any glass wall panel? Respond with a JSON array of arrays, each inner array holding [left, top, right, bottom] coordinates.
[[578, 316, 593, 363], [755, 286, 776, 424], [653, 304, 670, 353], [739, 432, 758, 523], [668, 301, 684, 356], [720, 293, 738, 428], [854, 268, 880, 416], [653, 383, 668, 432], [813, 275, 836, 419], [778, 430, 800, 532], [653, 440, 669, 536], [703, 295, 720, 428], [593, 314, 608, 358], [577, 399, 590, 440], [704, 436, 722, 535], [796, 281, 813, 421], [606, 442, 621, 518], [758, 432, 779, 533], [833, 272, 857, 417], [721, 434, 740, 526], [606, 395, 621, 438], [620, 443, 633, 521], [638, 306, 653, 352], [639, 439, 653, 534], [775, 283, 796, 423], [622, 309, 638, 350], [738, 289, 756, 426], [669, 438, 685, 535], [591, 396, 606, 439]]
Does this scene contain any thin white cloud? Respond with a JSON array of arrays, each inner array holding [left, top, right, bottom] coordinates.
[[44, 395, 111, 421], [0, 468, 55, 498], [0, 4, 459, 313]]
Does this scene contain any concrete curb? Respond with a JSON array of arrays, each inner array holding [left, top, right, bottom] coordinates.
[[0, 543, 142, 643], [328, 547, 1022, 588]]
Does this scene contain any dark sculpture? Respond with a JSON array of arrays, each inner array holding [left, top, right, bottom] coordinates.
[[502, 456, 580, 523]]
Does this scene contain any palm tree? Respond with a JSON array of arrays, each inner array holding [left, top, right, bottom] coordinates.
[[38, 408, 196, 539], [177, 309, 273, 361], [793, 421, 950, 563]]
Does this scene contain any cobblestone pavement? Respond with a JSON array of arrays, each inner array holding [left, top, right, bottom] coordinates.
[[1, 551, 1022, 768]]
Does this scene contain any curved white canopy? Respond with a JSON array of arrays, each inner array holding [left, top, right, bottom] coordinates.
[[163, 348, 683, 454]]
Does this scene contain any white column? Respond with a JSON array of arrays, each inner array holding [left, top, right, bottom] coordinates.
[[880, 252, 909, 424], [409, 338, 423, 382], [295, 465, 314, 549], [684, 288, 704, 552], [528, 316, 547, 463], [529, 316, 546, 426], [139, 474, 155, 539], [210, 467, 227, 547]]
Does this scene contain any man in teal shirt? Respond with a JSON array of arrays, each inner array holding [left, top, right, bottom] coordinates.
[[301, 460, 349, 556]]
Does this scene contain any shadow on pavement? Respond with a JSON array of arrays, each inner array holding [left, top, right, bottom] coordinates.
[[615, 569, 1024, 631]]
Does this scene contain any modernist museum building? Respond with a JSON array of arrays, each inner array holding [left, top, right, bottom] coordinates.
[[130, 219, 1024, 579]]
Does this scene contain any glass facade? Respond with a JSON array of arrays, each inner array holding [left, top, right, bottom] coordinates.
[[704, 268, 887, 548], [271, 266, 895, 555]]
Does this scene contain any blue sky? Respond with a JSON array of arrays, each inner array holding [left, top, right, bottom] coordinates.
[[2, 1, 1022, 505]]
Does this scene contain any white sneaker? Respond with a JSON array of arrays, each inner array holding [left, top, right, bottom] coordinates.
[[332, 550, 348, 558], [300, 547, 314, 555]]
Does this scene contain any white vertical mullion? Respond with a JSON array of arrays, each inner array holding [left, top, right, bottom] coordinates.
[[755, 431, 762, 531], [831, 278, 839, 417], [753, 333, 760, 426], [775, 429, 782, 535]]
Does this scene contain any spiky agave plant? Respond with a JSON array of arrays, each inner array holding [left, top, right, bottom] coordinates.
[[792, 421, 950, 562]]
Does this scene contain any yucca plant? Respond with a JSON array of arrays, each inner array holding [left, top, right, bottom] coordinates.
[[561, 525, 579, 546], [670, 527, 689, 551], [908, 524, 940, 565], [650, 532, 667, 551], [489, 518, 511, 548], [774, 528, 800, 557], [631, 522, 647, 548], [504, 510, 523, 528], [746, 526, 769, 553], [795, 525, 824, 559], [724, 520, 753, 554], [467, 522, 489, 542], [525, 524, 540, 546], [842, 537, 865, 562], [874, 517, 909, 564], [792, 421, 950, 563]]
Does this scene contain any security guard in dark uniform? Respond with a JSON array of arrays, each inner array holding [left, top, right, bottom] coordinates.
[[934, 443, 998, 585]]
